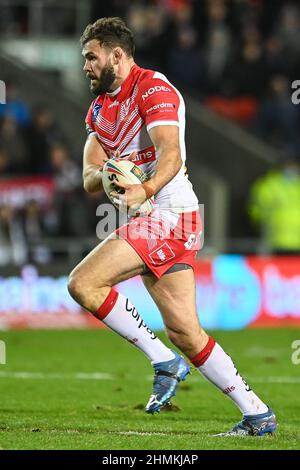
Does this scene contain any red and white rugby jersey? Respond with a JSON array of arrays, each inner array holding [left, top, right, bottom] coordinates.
[[85, 64, 199, 213]]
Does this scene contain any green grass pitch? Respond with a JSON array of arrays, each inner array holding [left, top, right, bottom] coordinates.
[[0, 328, 299, 450]]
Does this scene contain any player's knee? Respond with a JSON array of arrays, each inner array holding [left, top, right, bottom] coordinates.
[[67, 273, 83, 302], [68, 271, 110, 310], [67, 269, 94, 302]]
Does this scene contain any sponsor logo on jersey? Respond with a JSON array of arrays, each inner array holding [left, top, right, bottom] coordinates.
[[145, 102, 175, 114], [92, 103, 102, 121], [142, 85, 171, 101], [131, 146, 156, 166], [108, 101, 119, 109]]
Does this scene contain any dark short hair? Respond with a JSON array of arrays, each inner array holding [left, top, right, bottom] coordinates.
[[80, 17, 135, 57]]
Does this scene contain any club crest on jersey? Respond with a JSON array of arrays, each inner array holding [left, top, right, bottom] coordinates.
[[149, 242, 175, 265], [92, 103, 102, 122]]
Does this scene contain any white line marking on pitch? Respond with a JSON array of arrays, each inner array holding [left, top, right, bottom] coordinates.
[[0, 372, 300, 384], [250, 376, 300, 384], [147, 374, 300, 384], [110, 431, 168, 436], [243, 346, 286, 357], [0, 371, 113, 380]]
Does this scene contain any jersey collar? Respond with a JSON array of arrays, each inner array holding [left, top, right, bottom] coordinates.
[[106, 64, 140, 99]]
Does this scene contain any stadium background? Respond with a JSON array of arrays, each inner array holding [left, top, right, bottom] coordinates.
[[0, 0, 300, 450]]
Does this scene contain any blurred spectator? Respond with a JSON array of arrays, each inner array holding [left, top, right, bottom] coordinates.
[[51, 143, 81, 193], [26, 105, 66, 174], [255, 75, 300, 153], [221, 28, 268, 98], [275, 3, 300, 57], [127, 4, 169, 69], [127, 4, 149, 50], [248, 156, 300, 254], [204, 27, 232, 94], [0, 114, 28, 173], [0, 148, 10, 175], [140, 6, 170, 68], [204, 20, 268, 122], [169, 27, 206, 89], [172, 1, 194, 31], [205, 0, 229, 37], [0, 205, 27, 265], [264, 35, 291, 77], [0, 78, 30, 127], [22, 200, 46, 240], [231, 0, 265, 37], [21, 200, 52, 264], [50, 143, 90, 236], [0, 3, 28, 35]]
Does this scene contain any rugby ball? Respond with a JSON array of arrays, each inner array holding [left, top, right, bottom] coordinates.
[[102, 159, 154, 216]]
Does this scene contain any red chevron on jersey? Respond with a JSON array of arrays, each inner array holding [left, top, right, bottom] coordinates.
[[85, 64, 199, 213], [85, 65, 179, 156]]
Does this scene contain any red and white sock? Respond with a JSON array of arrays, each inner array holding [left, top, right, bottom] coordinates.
[[96, 289, 175, 364], [192, 337, 268, 416]]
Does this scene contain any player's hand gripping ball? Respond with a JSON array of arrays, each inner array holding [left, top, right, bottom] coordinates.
[[102, 159, 154, 216]]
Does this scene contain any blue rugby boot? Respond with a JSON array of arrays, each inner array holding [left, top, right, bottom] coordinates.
[[146, 352, 190, 414], [213, 406, 277, 436]]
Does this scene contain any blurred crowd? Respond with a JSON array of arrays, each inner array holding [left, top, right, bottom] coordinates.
[[1, 0, 300, 263], [70, 0, 298, 160], [124, 0, 300, 158], [2, 0, 300, 151], [0, 79, 102, 265]]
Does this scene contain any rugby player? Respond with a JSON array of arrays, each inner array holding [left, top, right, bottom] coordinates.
[[68, 17, 276, 436]]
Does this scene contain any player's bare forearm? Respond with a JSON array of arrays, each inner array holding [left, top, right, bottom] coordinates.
[[147, 145, 181, 193], [83, 164, 104, 192], [143, 125, 182, 197], [82, 134, 108, 193]]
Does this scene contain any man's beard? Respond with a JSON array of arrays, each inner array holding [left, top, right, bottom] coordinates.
[[90, 63, 116, 96]]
